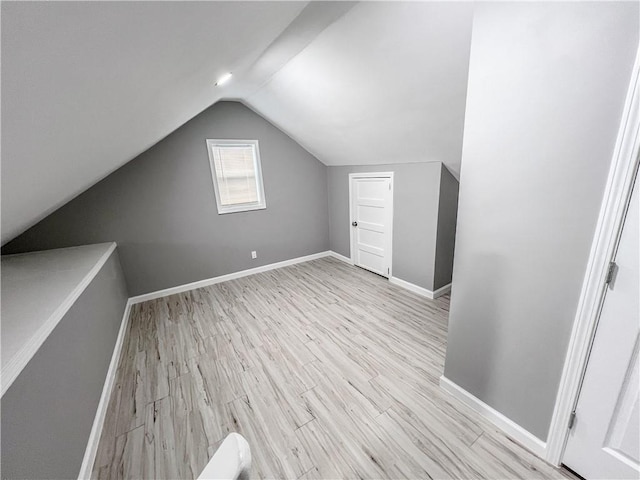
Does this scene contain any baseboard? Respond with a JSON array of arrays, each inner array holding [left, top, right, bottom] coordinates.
[[389, 276, 451, 300], [129, 251, 333, 304], [78, 299, 133, 479], [328, 250, 353, 264], [439, 376, 547, 459], [330, 254, 451, 300], [433, 283, 452, 298]]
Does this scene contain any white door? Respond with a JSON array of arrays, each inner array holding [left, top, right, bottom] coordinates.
[[349, 173, 393, 278], [563, 174, 639, 479]]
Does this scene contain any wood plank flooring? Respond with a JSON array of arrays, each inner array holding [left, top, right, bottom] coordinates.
[[92, 257, 577, 479]]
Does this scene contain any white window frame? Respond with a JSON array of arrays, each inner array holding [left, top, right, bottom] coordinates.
[[206, 139, 267, 215]]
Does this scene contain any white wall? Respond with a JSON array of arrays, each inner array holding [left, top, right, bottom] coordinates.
[[444, 1, 639, 440]]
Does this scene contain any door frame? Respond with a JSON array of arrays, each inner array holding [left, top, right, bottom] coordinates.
[[348, 172, 394, 278], [546, 48, 640, 466]]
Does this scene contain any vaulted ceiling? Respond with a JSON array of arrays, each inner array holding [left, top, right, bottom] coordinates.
[[1, 1, 473, 245], [245, 2, 473, 170]]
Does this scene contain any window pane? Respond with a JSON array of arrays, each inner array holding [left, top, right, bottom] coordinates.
[[213, 145, 259, 206]]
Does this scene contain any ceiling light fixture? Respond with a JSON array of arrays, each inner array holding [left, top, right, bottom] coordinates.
[[215, 72, 233, 87]]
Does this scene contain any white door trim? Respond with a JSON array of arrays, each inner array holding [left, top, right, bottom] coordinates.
[[546, 47, 640, 466], [348, 172, 394, 278]]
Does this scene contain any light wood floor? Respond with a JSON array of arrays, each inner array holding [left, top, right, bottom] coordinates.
[[93, 257, 576, 479]]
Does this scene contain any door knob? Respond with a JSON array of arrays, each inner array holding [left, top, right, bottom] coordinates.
[[352, 221, 358, 227]]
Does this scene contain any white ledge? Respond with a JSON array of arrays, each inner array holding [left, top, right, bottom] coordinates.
[[1, 242, 117, 396]]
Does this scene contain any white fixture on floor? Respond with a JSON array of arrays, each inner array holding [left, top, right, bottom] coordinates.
[[198, 433, 252, 480]]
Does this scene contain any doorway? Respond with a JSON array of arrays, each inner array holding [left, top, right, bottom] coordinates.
[[562, 171, 639, 479], [349, 172, 394, 278]]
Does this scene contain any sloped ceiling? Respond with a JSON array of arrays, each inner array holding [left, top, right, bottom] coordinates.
[[1, 1, 473, 245], [0, 1, 311, 244], [246, 2, 473, 173]]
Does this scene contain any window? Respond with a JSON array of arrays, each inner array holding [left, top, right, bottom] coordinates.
[[206, 139, 266, 214]]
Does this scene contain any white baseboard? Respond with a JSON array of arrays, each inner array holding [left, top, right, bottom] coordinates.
[[78, 299, 133, 479], [439, 376, 547, 458], [129, 251, 332, 304], [329, 253, 451, 300], [328, 250, 353, 264], [433, 283, 452, 298], [389, 276, 451, 300]]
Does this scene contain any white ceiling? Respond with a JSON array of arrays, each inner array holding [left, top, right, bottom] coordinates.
[[1, 1, 309, 244], [246, 2, 473, 172], [1, 1, 473, 245]]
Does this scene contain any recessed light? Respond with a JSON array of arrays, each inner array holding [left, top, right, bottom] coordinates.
[[215, 72, 232, 87]]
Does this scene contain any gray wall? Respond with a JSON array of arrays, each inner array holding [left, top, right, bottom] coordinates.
[[1, 251, 128, 479], [3, 101, 330, 296], [434, 166, 459, 290], [327, 162, 442, 291], [444, 1, 639, 440]]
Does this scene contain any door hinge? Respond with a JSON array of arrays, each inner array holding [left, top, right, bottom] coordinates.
[[389, 184, 391, 191], [605, 261, 617, 285], [568, 411, 577, 430], [387, 268, 390, 275]]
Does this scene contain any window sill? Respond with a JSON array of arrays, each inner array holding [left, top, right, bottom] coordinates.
[[217, 203, 267, 215]]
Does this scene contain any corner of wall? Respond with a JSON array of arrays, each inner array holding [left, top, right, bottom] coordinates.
[[325, 164, 334, 254], [433, 163, 460, 290]]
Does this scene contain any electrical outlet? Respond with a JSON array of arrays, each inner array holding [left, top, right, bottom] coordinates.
[[251, 251, 257, 259]]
